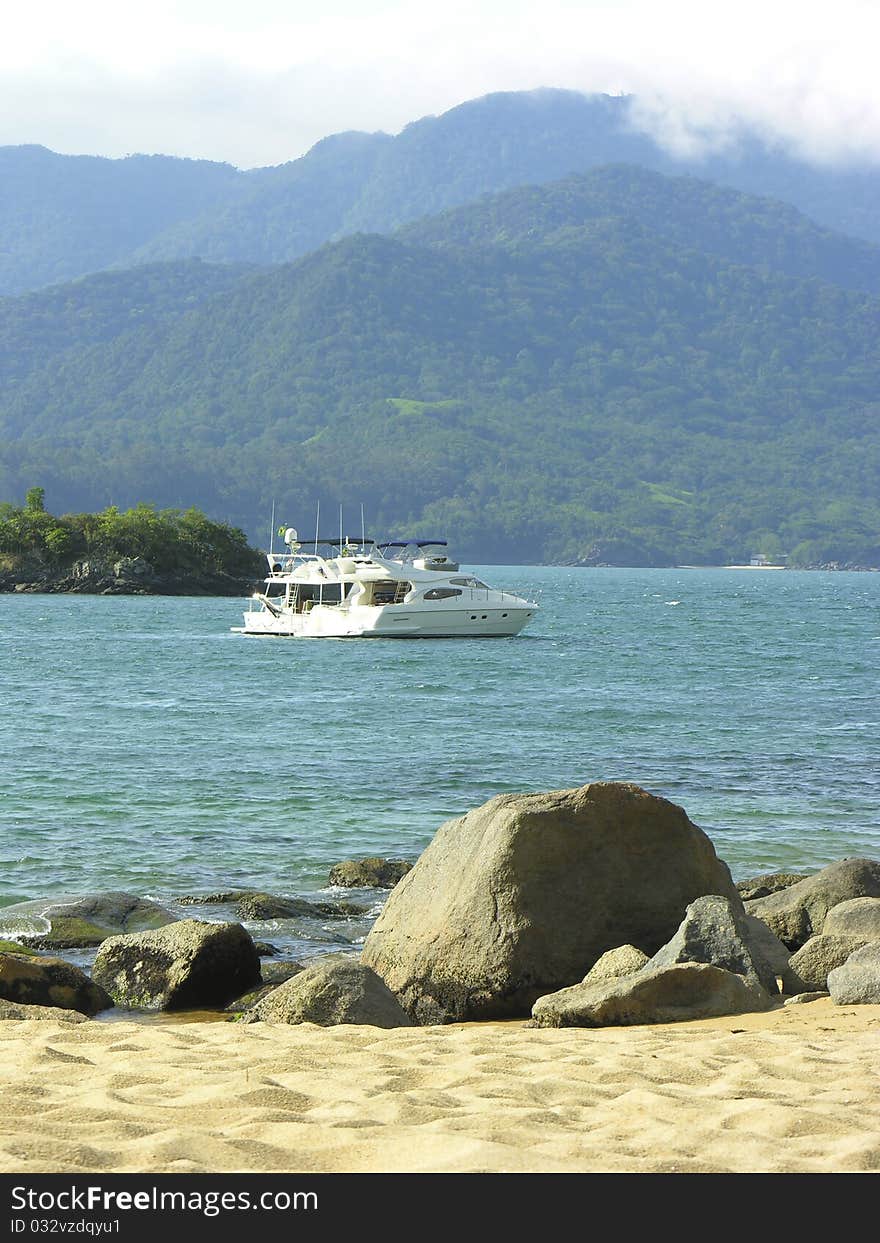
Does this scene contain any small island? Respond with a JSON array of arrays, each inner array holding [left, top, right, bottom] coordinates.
[[0, 488, 264, 595]]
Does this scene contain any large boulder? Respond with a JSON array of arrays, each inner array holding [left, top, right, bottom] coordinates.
[[745, 859, 880, 949], [92, 919, 260, 1011], [646, 895, 781, 994], [822, 897, 880, 941], [2, 892, 177, 950], [827, 942, 880, 1005], [0, 951, 112, 1015], [531, 962, 774, 1028], [786, 934, 869, 993], [248, 957, 414, 1028], [328, 859, 413, 889], [362, 782, 741, 1022]]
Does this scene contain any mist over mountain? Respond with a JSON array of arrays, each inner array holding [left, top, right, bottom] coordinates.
[[1, 168, 878, 567], [2, 89, 879, 296]]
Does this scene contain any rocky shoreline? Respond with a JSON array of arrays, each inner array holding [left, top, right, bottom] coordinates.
[[0, 554, 260, 596], [2, 786, 880, 1028]]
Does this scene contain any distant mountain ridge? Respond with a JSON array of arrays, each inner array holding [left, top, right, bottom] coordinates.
[[2, 89, 879, 295], [0, 168, 878, 567]]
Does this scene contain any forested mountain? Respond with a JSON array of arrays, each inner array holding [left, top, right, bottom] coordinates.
[[1, 170, 878, 567], [399, 165, 880, 297], [2, 89, 880, 296], [0, 146, 242, 295], [0, 260, 255, 382]]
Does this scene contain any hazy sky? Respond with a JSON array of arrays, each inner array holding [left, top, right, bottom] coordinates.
[[3, 0, 878, 169]]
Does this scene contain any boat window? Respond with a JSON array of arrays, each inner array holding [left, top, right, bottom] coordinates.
[[423, 587, 463, 600], [371, 580, 412, 604], [296, 583, 343, 603], [450, 576, 489, 589]]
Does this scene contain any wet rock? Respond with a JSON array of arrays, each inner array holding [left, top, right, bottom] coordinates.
[[328, 859, 413, 889], [5, 892, 177, 950], [92, 919, 261, 1011], [247, 957, 413, 1028], [647, 895, 782, 995], [177, 891, 367, 922], [783, 992, 829, 1006], [745, 859, 880, 950], [176, 892, 245, 905], [314, 900, 370, 917], [0, 940, 40, 956], [362, 781, 741, 1022], [0, 951, 112, 1015], [235, 893, 328, 921], [827, 942, 880, 1005], [582, 945, 649, 984], [786, 934, 870, 993], [531, 962, 774, 1028]]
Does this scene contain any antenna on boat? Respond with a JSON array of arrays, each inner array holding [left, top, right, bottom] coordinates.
[[269, 499, 276, 556], [360, 503, 365, 549], [314, 501, 320, 554], [339, 503, 344, 551]]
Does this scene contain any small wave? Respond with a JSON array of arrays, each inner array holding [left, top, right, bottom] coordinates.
[[0, 915, 51, 938]]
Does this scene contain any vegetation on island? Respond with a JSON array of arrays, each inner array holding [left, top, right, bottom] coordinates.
[[0, 489, 263, 591]]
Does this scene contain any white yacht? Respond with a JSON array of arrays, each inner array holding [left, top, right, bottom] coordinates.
[[233, 529, 537, 638]]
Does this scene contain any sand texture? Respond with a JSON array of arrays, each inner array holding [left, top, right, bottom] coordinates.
[[1, 1000, 879, 1174]]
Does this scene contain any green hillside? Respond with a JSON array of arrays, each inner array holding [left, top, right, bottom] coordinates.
[[399, 165, 880, 297], [0, 169, 878, 567]]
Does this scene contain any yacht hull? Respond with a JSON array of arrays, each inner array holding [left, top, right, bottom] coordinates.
[[235, 603, 533, 638]]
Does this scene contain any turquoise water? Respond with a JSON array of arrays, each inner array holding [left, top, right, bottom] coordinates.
[[2, 567, 878, 921]]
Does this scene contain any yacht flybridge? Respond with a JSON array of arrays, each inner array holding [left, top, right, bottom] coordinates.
[[233, 529, 537, 638]]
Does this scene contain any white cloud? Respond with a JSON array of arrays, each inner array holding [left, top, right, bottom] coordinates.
[[1, 0, 878, 167]]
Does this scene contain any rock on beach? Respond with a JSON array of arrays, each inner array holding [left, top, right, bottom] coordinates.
[[92, 919, 261, 1011], [645, 894, 784, 995], [0, 951, 112, 1015], [745, 859, 880, 949], [827, 942, 880, 1005], [786, 935, 870, 993], [362, 781, 742, 1022], [248, 957, 414, 1028], [531, 962, 774, 1027]]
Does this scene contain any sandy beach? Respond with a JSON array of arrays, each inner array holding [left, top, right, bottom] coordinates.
[[1, 1000, 878, 1175]]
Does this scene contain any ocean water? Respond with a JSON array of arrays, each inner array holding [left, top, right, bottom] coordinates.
[[1, 567, 878, 961]]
